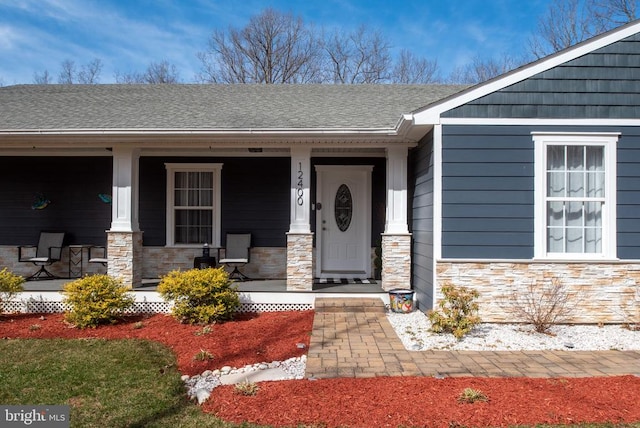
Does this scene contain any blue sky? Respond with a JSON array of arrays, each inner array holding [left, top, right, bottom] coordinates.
[[0, 0, 552, 85]]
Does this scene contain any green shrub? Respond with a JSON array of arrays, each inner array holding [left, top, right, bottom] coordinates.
[[428, 283, 481, 339], [62, 274, 135, 329], [0, 268, 24, 313], [157, 267, 239, 325]]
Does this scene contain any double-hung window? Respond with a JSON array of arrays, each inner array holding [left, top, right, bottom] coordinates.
[[165, 163, 222, 246], [534, 133, 618, 259]]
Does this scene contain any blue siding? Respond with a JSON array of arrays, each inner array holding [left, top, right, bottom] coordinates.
[[139, 157, 291, 247], [0, 157, 112, 246], [616, 126, 640, 259], [443, 33, 640, 119], [409, 130, 435, 310], [441, 125, 640, 260], [441, 125, 534, 259]]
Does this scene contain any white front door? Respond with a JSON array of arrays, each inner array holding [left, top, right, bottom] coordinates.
[[315, 165, 372, 278]]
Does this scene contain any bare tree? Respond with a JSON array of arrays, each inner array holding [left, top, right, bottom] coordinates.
[[390, 49, 440, 83], [58, 59, 76, 84], [529, 0, 638, 58], [77, 59, 103, 84], [322, 25, 392, 84], [198, 8, 321, 83], [447, 54, 522, 84], [590, 0, 638, 30], [115, 60, 180, 84], [33, 70, 53, 84], [54, 58, 103, 84]]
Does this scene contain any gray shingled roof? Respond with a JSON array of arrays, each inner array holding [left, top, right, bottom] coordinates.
[[0, 84, 468, 131]]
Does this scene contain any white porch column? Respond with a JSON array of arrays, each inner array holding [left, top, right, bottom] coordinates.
[[107, 146, 142, 288], [287, 147, 313, 290], [385, 147, 409, 234], [110, 146, 140, 232], [382, 146, 412, 291]]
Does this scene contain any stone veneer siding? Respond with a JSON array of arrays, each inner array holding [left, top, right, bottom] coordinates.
[[0, 246, 105, 279], [436, 261, 640, 324], [286, 233, 313, 291], [107, 231, 143, 288], [142, 246, 286, 279], [381, 233, 411, 291]]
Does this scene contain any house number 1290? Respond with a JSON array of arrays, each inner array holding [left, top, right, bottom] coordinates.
[[297, 162, 304, 206]]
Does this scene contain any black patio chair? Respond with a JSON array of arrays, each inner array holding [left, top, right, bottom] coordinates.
[[18, 231, 65, 280], [219, 233, 251, 280]]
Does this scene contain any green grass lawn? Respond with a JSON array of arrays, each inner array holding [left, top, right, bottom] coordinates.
[[0, 338, 260, 428]]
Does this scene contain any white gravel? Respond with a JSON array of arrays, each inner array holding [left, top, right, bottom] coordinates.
[[184, 355, 307, 402], [387, 310, 640, 351]]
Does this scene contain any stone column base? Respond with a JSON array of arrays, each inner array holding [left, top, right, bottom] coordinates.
[[286, 232, 314, 291], [107, 231, 143, 289], [381, 233, 411, 291]]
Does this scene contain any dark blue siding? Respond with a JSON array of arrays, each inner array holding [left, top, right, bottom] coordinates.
[[444, 33, 640, 119], [616, 126, 640, 259], [441, 126, 534, 259], [0, 157, 112, 246], [139, 157, 291, 247], [442, 125, 640, 260], [409, 130, 435, 310]]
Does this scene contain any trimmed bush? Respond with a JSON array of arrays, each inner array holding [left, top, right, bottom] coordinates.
[[0, 268, 24, 313], [158, 267, 239, 325], [62, 274, 135, 329]]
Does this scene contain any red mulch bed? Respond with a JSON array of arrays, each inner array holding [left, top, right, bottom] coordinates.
[[2, 311, 639, 428]]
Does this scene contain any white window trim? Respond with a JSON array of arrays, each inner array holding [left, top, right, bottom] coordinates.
[[165, 163, 223, 247], [533, 132, 618, 260]]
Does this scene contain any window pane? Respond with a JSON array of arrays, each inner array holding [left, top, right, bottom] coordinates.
[[547, 227, 564, 253], [567, 172, 584, 197], [548, 201, 564, 227], [175, 172, 188, 188], [200, 172, 213, 188], [585, 227, 602, 253], [547, 172, 565, 197], [566, 227, 583, 253], [586, 146, 603, 171], [585, 202, 602, 227], [567, 146, 584, 171], [547, 146, 565, 171], [175, 189, 187, 206], [200, 190, 212, 206], [566, 201, 583, 227]]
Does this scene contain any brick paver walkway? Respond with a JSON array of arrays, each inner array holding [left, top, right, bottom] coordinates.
[[305, 297, 640, 379]]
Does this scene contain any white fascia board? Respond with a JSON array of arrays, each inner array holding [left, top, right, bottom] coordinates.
[[413, 20, 640, 126], [440, 118, 640, 126], [0, 127, 400, 137]]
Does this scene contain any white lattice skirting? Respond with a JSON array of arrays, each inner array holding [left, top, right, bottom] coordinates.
[[4, 291, 314, 314]]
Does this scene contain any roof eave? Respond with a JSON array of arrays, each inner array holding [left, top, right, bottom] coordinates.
[[0, 126, 424, 147]]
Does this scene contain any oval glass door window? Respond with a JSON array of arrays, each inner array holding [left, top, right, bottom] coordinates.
[[334, 184, 353, 232]]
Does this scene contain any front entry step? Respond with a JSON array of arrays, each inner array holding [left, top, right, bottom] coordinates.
[[314, 297, 386, 313]]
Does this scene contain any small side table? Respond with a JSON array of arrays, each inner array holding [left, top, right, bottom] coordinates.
[[194, 256, 216, 269], [68, 245, 88, 278]]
